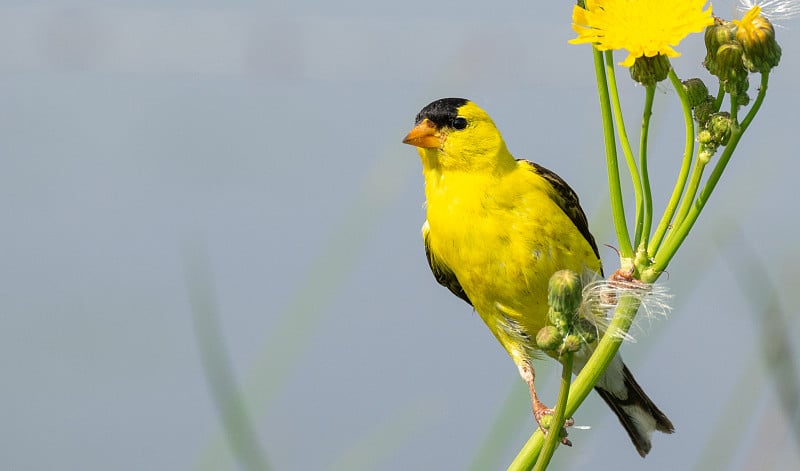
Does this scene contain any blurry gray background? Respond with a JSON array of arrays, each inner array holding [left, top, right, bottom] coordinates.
[[2, 1, 798, 470]]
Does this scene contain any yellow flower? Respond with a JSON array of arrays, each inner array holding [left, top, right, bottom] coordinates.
[[570, 0, 715, 67]]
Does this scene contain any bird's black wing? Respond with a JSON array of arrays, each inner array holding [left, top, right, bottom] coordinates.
[[520, 160, 601, 260], [423, 223, 473, 306]]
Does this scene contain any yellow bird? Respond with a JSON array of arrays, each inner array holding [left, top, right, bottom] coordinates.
[[402, 98, 673, 457]]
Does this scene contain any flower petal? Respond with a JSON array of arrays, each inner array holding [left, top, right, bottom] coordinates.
[[569, 0, 714, 68]]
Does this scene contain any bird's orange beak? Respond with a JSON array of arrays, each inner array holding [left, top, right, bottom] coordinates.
[[402, 118, 441, 148]]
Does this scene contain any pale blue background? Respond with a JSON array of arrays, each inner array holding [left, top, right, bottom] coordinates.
[[2, 1, 798, 470]]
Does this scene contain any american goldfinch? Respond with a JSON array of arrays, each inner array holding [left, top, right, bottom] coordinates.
[[403, 98, 673, 456]]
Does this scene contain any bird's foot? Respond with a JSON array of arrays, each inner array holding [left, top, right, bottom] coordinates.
[[534, 405, 574, 446], [520, 361, 575, 446]]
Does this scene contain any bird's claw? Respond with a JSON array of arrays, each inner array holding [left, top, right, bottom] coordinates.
[[534, 408, 574, 446]]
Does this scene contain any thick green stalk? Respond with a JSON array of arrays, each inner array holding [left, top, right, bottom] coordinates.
[[647, 69, 696, 255], [594, 49, 633, 257], [532, 353, 574, 471], [508, 295, 642, 470], [604, 52, 645, 248], [639, 85, 656, 249], [647, 73, 769, 276]]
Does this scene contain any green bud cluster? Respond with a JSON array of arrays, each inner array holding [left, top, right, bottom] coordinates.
[[697, 110, 733, 162], [703, 9, 780, 105], [681, 78, 729, 162], [694, 111, 733, 162], [704, 20, 749, 102], [535, 270, 596, 357]]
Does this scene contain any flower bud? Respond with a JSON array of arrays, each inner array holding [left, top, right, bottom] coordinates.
[[548, 270, 583, 315], [736, 91, 751, 107], [630, 54, 671, 87], [563, 334, 582, 353], [536, 325, 561, 351], [705, 18, 736, 51], [549, 315, 570, 338], [682, 79, 709, 108], [693, 99, 715, 126], [714, 43, 750, 97], [697, 129, 713, 144], [539, 414, 553, 430], [735, 6, 782, 73], [715, 43, 746, 81], [704, 19, 737, 76], [708, 112, 732, 146]]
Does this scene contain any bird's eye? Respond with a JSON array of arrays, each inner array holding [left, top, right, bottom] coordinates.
[[452, 117, 468, 130]]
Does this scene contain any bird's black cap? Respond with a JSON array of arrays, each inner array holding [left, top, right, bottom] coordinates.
[[415, 98, 469, 129]]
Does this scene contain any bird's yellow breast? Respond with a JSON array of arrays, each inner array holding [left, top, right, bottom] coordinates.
[[423, 162, 600, 361]]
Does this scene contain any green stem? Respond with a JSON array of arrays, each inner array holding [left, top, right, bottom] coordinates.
[[713, 82, 725, 111], [639, 85, 656, 250], [594, 49, 633, 257], [646, 73, 769, 276], [667, 153, 708, 233], [730, 94, 741, 124], [508, 295, 642, 469], [605, 52, 644, 249], [647, 68, 695, 255], [739, 74, 769, 130], [532, 353, 574, 471]]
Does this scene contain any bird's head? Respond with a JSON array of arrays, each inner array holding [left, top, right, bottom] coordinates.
[[402, 98, 512, 172]]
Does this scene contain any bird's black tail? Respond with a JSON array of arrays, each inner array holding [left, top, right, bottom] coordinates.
[[594, 362, 674, 457]]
